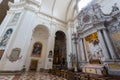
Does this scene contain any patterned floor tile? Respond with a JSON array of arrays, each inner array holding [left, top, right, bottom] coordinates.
[[0, 72, 66, 80], [0, 75, 14, 80]]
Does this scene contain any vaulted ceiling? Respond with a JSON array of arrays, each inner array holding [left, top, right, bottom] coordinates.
[[38, 0, 75, 22], [1, 0, 105, 23], [0, 0, 76, 23]]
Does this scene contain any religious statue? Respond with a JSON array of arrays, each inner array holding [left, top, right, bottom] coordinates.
[[89, 39, 104, 60], [0, 28, 13, 47], [112, 3, 119, 12], [48, 50, 52, 58]]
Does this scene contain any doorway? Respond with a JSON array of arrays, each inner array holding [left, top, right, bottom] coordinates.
[[29, 59, 38, 71]]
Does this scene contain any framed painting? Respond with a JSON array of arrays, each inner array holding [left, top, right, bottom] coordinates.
[[31, 42, 42, 57]]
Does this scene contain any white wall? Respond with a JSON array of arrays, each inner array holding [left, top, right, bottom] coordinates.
[[0, 1, 68, 71], [1, 0, 119, 71]]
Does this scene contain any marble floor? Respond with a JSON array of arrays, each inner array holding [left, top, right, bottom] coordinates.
[[0, 72, 67, 80], [0, 75, 14, 80]]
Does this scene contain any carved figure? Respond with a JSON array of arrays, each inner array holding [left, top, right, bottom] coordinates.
[[6, 48, 22, 62], [89, 39, 104, 60], [112, 3, 119, 12], [48, 50, 52, 58]]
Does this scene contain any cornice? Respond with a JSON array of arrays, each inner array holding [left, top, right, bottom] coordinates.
[[8, 0, 40, 9], [26, 0, 40, 7], [24, 5, 36, 12], [36, 11, 67, 25], [8, 1, 26, 8], [8, 0, 67, 26]]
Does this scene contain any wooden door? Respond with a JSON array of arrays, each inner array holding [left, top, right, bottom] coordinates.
[[29, 59, 38, 71]]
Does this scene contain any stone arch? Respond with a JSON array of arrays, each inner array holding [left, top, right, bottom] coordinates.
[[55, 30, 67, 37], [28, 24, 50, 71], [53, 30, 67, 69], [33, 25, 49, 38]]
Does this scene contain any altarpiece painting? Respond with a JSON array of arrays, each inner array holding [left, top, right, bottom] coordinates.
[[31, 42, 42, 57]]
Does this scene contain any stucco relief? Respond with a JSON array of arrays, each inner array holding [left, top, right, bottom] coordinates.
[[77, 3, 104, 34], [88, 39, 104, 60], [7, 48, 22, 62], [77, 3, 120, 61], [8, 12, 21, 25], [0, 28, 13, 48]]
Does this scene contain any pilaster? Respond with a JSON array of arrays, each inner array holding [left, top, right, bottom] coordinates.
[[97, 30, 110, 60]]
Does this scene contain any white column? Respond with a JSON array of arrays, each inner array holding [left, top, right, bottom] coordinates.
[[79, 38, 88, 62], [44, 26, 55, 69], [77, 41, 82, 61], [83, 38, 88, 62], [103, 29, 115, 59], [97, 30, 110, 60], [79, 39, 86, 61], [66, 27, 71, 68]]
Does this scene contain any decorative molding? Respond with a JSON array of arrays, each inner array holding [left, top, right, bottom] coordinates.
[[77, 3, 120, 61], [25, 0, 41, 7], [24, 5, 36, 12], [77, 3, 120, 35], [9, 0, 40, 8], [36, 11, 67, 25], [6, 48, 22, 62], [8, 1, 26, 8], [8, 12, 21, 26], [8, 0, 67, 25]]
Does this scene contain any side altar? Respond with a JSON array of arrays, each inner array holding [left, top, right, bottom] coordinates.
[[81, 59, 107, 75], [76, 3, 120, 76]]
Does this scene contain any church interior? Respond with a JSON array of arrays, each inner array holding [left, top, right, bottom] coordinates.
[[0, 0, 120, 80]]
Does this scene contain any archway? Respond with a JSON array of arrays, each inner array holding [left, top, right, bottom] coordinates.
[[53, 31, 67, 69], [28, 25, 49, 71]]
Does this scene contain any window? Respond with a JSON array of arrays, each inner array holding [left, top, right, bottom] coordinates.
[[78, 0, 93, 11]]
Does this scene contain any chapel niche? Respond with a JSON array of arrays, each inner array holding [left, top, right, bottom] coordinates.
[[53, 31, 67, 69], [85, 32, 102, 64]]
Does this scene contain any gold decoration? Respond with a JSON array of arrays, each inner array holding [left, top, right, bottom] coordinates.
[[85, 32, 98, 41]]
